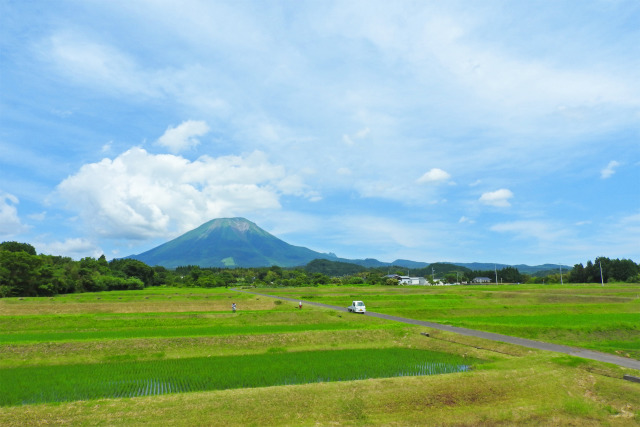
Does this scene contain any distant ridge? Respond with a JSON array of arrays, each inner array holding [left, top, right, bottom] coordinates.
[[442, 262, 571, 275], [130, 217, 570, 273]]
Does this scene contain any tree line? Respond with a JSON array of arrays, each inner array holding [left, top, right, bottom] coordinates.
[[1, 241, 638, 298]]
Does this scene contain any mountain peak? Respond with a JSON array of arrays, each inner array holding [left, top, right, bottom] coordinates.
[[204, 217, 252, 230], [131, 217, 326, 268], [201, 217, 254, 232]]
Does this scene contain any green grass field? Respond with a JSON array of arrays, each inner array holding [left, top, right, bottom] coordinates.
[[0, 284, 639, 426], [264, 283, 640, 359]]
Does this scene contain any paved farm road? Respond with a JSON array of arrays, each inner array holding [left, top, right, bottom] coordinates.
[[234, 289, 640, 371]]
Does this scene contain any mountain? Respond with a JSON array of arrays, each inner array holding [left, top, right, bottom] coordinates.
[[335, 259, 430, 268], [390, 259, 430, 269], [304, 259, 367, 275], [130, 217, 572, 273], [130, 217, 336, 268]]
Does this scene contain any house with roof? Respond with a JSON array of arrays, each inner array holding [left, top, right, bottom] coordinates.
[[386, 274, 429, 286], [473, 276, 492, 283]]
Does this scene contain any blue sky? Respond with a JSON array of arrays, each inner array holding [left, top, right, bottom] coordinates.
[[1, 0, 638, 266]]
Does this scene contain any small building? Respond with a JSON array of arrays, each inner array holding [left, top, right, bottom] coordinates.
[[473, 277, 492, 283], [387, 275, 429, 286]]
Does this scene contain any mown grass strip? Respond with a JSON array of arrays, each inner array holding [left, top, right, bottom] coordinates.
[[0, 348, 480, 406], [0, 322, 387, 343], [442, 313, 640, 329]]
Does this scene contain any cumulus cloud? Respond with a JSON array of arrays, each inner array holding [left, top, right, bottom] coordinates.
[[37, 238, 103, 259], [417, 168, 451, 184], [600, 160, 620, 179], [0, 192, 27, 237], [56, 147, 309, 240], [479, 189, 513, 207], [157, 120, 210, 153]]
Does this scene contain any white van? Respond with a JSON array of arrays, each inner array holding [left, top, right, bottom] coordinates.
[[347, 300, 366, 313]]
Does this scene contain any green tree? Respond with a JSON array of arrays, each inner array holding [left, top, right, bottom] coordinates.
[[609, 258, 638, 282], [569, 263, 586, 283], [219, 271, 235, 287], [0, 250, 43, 296], [196, 270, 220, 288], [109, 259, 155, 286], [311, 272, 329, 285], [384, 278, 399, 286], [444, 273, 457, 284], [264, 270, 281, 285], [0, 241, 36, 255]]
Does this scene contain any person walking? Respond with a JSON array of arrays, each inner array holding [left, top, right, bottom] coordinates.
[[232, 302, 236, 313], [299, 301, 302, 309]]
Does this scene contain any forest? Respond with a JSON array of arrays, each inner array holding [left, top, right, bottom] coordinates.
[[1, 241, 638, 298]]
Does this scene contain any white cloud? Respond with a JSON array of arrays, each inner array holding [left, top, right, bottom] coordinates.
[[36, 238, 103, 259], [0, 192, 27, 237], [355, 127, 371, 139], [56, 147, 307, 240], [562, 211, 640, 262], [600, 160, 620, 179], [28, 211, 47, 221], [326, 2, 639, 150], [275, 175, 322, 202], [319, 214, 467, 262], [340, 215, 426, 249], [459, 216, 475, 224], [490, 220, 566, 242], [41, 30, 229, 115], [342, 134, 354, 145], [157, 120, 210, 153], [342, 127, 371, 146], [43, 32, 156, 97], [101, 141, 113, 153], [479, 189, 513, 208], [417, 168, 451, 184]]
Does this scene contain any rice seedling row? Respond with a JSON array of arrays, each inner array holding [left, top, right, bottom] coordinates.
[[0, 348, 479, 406]]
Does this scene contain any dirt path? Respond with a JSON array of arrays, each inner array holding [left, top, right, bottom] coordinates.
[[234, 289, 640, 371]]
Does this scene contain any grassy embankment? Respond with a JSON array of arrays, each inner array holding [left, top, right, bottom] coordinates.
[[0, 285, 639, 426]]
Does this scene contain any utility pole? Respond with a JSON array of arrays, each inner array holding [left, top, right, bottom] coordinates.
[[494, 265, 498, 284], [432, 267, 435, 283], [599, 261, 604, 287], [560, 265, 563, 285]]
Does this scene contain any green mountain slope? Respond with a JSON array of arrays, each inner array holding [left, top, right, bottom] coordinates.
[[131, 218, 333, 268]]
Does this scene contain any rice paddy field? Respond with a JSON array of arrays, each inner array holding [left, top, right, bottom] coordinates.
[[265, 282, 640, 359], [1, 284, 639, 426]]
